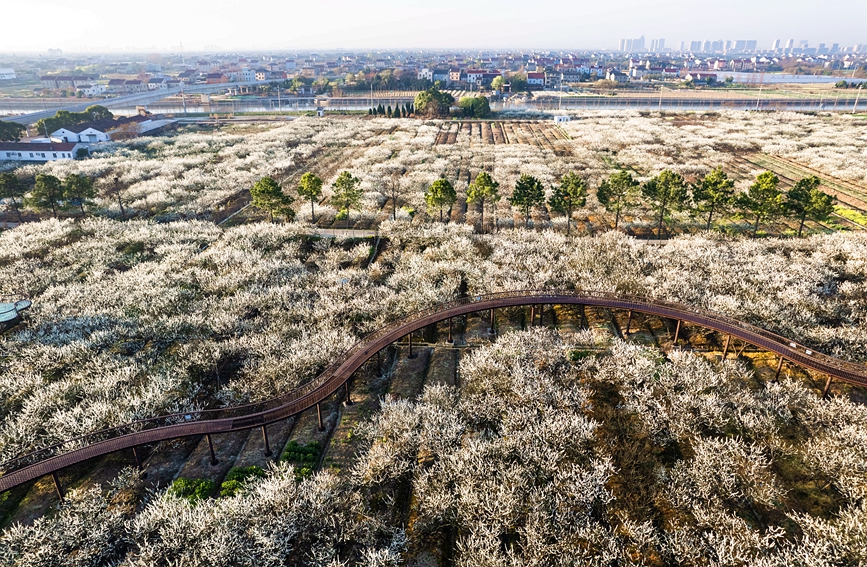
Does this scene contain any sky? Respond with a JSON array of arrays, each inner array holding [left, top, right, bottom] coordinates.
[[2, 0, 866, 53]]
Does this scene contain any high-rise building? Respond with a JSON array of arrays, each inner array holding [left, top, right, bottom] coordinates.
[[799, 40, 809, 48], [690, 41, 702, 52], [703, 40, 712, 52], [772, 39, 781, 50], [786, 39, 795, 48], [620, 37, 646, 52], [680, 41, 685, 52], [831, 43, 840, 53], [745, 40, 757, 52], [734, 40, 746, 51], [711, 40, 724, 52]]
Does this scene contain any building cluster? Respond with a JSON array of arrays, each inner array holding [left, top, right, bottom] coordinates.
[[1, 46, 865, 101], [0, 111, 177, 163]]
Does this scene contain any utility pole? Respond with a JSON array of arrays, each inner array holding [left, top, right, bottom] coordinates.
[[853, 84, 862, 115]]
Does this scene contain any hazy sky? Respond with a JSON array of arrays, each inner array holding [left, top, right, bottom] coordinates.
[[3, 0, 865, 53]]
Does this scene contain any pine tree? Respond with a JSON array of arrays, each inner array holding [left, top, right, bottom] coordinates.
[[29, 174, 63, 218], [250, 176, 295, 222], [425, 178, 457, 222], [736, 171, 784, 237], [331, 171, 362, 229], [466, 172, 500, 232], [0, 172, 25, 223], [597, 171, 639, 230], [785, 175, 835, 237], [692, 167, 735, 231], [510, 174, 546, 228], [297, 172, 324, 223], [548, 172, 587, 235], [62, 173, 95, 217], [641, 170, 688, 238]]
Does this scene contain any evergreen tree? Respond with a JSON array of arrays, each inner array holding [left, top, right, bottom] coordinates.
[[62, 173, 96, 217], [29, 174, 63, 218], [386, 105, 392, 118], [466, 172, 500, 232], [424, 178, 457, 222], [250, 176, 294, 222], [547, 172, 587, 235], [785, 175, 835, 237], [597, 171, 639, 230], [297, 172, 324, 223], [331, 171, 362, 229], [736, 171, 784, 237], [692, 167, 735, 231], [377, 103, 385, 115], [641, 170, 688, 238], [0, 172, 25, 223], [510, 174, 546, 228]]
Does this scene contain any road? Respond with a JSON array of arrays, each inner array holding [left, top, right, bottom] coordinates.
[[0, 80, 272, 125]]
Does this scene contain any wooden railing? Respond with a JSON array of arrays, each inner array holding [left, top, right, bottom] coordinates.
[[1, 290, 865, 493]]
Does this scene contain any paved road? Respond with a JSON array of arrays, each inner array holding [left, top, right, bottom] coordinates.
[[1, 80, 272, 125]]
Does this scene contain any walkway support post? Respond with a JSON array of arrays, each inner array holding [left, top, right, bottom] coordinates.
[[490, 308, 495, 334], [345, 380, 353, 406], [132, 446, 143, 470], [530, 305, 536, 326], [206, 434, 218, 466], [317, 402, 324, 431], [774, 356, 784, 381], [261, 425, 271, 457], [51, 472, 64, 502], [674, 320, 682, 344], [722, 334, 731, 359], [408, 333, 413, 358], [625, 310, 633, 334], [822, 376, 833, 399], [447, 317, 453, 343]]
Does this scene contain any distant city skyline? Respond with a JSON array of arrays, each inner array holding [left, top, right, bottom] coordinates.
[[1, 0, 865, 53]]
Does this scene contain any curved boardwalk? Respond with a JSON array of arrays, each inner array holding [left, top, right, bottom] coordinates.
[[2, 290, 866, 494]]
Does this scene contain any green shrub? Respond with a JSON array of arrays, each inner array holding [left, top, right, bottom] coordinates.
[[568, 349, 594, 362], [281, 441, 322, 479], [220, 466, 266, 497], [168, 477, 215, 502]]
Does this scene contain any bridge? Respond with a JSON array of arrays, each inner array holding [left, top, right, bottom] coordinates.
[[1, 290, 865, 496], [0, 80, 272, 126]]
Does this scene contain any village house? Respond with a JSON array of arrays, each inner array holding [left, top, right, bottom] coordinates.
[[0, 142, 86, 162], [526, 72, 545, 89]]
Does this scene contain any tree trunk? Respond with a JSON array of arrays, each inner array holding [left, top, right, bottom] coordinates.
[[798, 214, 806, 237], [311, 199, 316, 223], [117, 194, 126, 221], [439, 207, 443, 223], [79, 201, 86, 217], [566, 208, 571, 235], [346, 210, 350, 230], [525, 207, 530, 228], [392, 192, 396, 220], [614, 207, 620, 230], [657, 207, 665, 239], [706, 208, 714, 231], [479, 202, 484, 233], [11, 198, 22, 223], [51, 201, 57, 218], [753, 215, 760, 237]]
